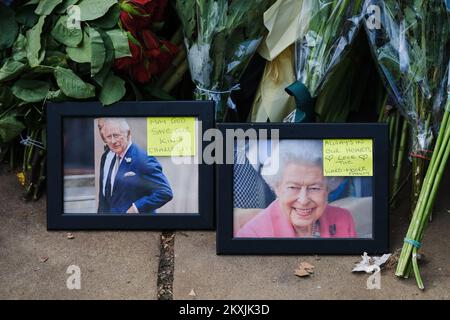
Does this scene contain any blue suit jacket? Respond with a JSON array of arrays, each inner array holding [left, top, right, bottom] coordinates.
[[98, 143, 173, 214]]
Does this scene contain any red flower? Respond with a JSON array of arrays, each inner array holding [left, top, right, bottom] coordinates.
[[115, 0, 177, 83], [114, 41, 141, 71], [144, 0, 168, 22], [119, 10, 150, 36]]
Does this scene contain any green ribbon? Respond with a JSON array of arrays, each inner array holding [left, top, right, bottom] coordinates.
[[285, 80, 315, 123]]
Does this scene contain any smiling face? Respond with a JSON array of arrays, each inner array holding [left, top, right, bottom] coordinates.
[[102, 122, 130, 155], [275, 163, 328, 236]]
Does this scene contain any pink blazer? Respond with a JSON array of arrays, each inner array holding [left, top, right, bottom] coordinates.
[[235, 200, 358, 238]]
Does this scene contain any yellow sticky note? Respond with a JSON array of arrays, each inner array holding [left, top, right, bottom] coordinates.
[[147, 117, 196, 156], [323, 139, 373, 176]]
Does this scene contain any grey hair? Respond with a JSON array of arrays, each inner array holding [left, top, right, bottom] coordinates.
[[261, 140, 340, 191], [103, 118, 130, 135]]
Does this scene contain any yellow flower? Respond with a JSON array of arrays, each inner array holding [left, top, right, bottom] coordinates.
[[17, 172, 25, 186]]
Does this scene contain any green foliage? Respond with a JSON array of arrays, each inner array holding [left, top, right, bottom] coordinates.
[[99, 71, 126, 105], [12, 79, 50, 103], [0, 115, 25, 144], [0, 4, 19, 50], [77, 0, 117, 21], [54, 66, 95, 99]]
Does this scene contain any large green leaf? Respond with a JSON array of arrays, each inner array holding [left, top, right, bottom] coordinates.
[[54, 66, 95, 99], [89, 28, 106, 77], [0, 4, 19, 50], [26, 15, 46, 67], [35, 0, 63, 15], [0, 115, 25, 144], [12, 34, 28, 62], [99, 72, 126, 105], [51, 15, 83, 47], [12, 79, 50, 102], [66, 31, 91, 63], [106, 29, 131, 58], [0, 59, 27, 82], [77, 0, 117, 21], [93, 29, 114, 86]]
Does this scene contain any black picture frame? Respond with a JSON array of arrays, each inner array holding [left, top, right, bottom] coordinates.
[[47, 101, 215, 230], [216, 123, 389, 254]]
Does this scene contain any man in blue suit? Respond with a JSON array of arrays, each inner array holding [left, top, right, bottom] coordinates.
[[97, 118, 173, 214]]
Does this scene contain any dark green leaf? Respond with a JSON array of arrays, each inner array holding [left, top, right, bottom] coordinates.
[[26, 15, 46, 67], [35, 0, 63, 16], [0, 87, 17, 111], [12, 34, 28, 62], [54, 66, 95, 99], [0, 59, 27, 82], [15, 5, 39, 28], [43, 51, 68, 68], [106, 29, 131, 58], [51, 15, 83, 47], [66, 31, 91, 63], [91, 3, 120, 29], [12, 79, 50, 102], [77, 0, 117, 21], [99, 72, 126, 105], [89, 28, 106, 77], [0, 4, 19, 50], [0, 115, 25, 144]]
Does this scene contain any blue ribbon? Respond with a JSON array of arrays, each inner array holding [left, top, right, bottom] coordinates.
[[404, 238, 422, 248], [445, 0, 450, 12]]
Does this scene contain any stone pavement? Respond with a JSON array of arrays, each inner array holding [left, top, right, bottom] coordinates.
[[0, 171, 160, 299], [172, 172, 450, 300], [1, 167, 449, 299]]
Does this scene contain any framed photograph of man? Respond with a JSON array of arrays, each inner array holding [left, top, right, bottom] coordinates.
[[216, 123, 389, 254], [47, 101, 214, 230]]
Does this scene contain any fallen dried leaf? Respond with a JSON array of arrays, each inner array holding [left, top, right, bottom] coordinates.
[[295, 269, 311, 277], [67, 233, 75, 239], [295, 262, 315, 277], [188, 289, 196, 297]]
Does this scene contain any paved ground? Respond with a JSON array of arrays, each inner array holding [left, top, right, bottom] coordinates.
[[173, 172, 450, 300], [0, 166, 449, 299], [0, 170, 160, 300]]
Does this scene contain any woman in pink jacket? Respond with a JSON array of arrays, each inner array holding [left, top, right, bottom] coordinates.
[[235, 140, 357, 238]]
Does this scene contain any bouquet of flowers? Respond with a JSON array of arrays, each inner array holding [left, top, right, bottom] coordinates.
[[284, 0, 364, 122], [364, 0, 450, 212], [175, 0, 275, 121], [0, 0, 179, 199], [364, 0, 450, 289], [395, 61, 450, 289]]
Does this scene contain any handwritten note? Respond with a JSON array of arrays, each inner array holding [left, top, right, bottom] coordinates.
[[147, 117, 196, 156], [323, 139, 373, 176]]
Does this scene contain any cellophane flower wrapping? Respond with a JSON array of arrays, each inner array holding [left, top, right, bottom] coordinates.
[[284, 0, 364, 122], [176, 0, 274, 121]]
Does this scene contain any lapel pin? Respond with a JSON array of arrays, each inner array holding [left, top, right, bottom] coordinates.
[[125, 157, 132, 163]]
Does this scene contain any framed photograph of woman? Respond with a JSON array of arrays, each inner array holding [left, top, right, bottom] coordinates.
[[47, 101, 214, 230], [216, 123, 389, 254]]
